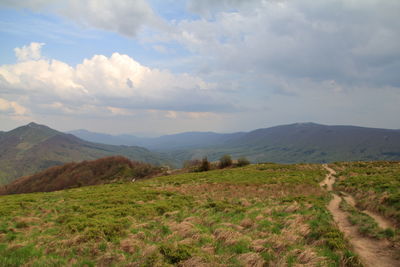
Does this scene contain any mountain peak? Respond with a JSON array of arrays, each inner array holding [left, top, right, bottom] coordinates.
[[292, 122, 320, 127], [26, 122, 48, 129]]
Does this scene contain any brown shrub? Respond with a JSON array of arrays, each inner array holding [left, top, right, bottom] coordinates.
[[2, 156, 162, 195]]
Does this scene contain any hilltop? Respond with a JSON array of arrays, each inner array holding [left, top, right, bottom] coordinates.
[[0, 123, 174, 185]]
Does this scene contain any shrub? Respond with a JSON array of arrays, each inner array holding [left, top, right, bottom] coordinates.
[[196, 157, 210, 172], [219, 154, 232, 169], [237, 157, 250, 167], [183, 159, 201, 170], [159, 244, 192, 264]]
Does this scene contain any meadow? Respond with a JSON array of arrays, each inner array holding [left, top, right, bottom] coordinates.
[[0, 163, 362, 266], [332, 161, 400, 226]]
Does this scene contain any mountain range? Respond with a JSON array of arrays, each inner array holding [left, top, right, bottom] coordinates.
[[0, 122, 173, 185], [71, 122, 400, 163], [1, 122, 400, 185]]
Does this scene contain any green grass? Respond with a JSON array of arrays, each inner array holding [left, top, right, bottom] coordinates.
[[333, 161, 400, 224], [0, 163, 360, 266], [339, 198, 395, 239]]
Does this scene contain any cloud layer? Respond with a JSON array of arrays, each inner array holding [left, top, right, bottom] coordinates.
[[1, 0, 399, 133], [0, 43, 232, 119]]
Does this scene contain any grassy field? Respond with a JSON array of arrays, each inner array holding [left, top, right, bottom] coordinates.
[[0, 163, 360, 266], [332, 162, 400, 226]]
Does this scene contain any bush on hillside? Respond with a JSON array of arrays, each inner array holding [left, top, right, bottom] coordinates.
[[183, 159, 201, 170], [237, 157, 250, 167], [219, 154, 233, 169], [196, 157, 210, 172]]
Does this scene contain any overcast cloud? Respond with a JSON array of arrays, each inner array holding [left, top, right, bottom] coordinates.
[[0, 0, 399, 133]]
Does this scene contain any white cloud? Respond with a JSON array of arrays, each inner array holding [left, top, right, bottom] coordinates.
[[0, 44, 232, 117], [14, 42, 45, 61], [0, 98, 28, 115]]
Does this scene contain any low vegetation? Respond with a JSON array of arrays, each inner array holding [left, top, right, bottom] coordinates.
[[0, 163, 360, 266], [237, 157, 250, 167], [339, 198, 395, 240], [0, 156, 162, 195], [332, 161, 400, 225], [218, 154, 232, 169]]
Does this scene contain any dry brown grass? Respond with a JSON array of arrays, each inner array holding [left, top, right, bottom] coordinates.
[[240, 218, 254, 229], [62, 235, 87, 247], [14, 216, 41, 224], [179, 256, 210, 267], [120, 234, 141, 254], [250, 239, 268, 252], [238, 252, 266, 267], [97, 252, 125, 267], [169, 221, 197, 239], [294, 248, 325, 266], [219, 222, 244, 231], [213, 228, 244, 246], [284, 201, 300, 213], [159, 183, 322, 201]]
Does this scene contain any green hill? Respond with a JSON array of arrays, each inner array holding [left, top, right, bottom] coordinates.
[[0, 123, 175, 185], [0, 162, 361, 266], [0, 156, 162, 195]]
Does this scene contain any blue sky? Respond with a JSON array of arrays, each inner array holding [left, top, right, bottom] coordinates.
[[0, 0, 399, 135]]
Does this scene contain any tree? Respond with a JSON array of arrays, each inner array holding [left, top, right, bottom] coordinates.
[[237, 157, 250, 167], [219, 154, 232, 168], [198, 157, 210, 172]]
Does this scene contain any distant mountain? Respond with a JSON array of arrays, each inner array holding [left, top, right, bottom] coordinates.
[[69, 123, 400, 164], [0, 156, 162, 195], [0, 123, 174, 185], [68, 129, 143, 146], [172, 123, 400, 163], [69, 129, 246, 150]]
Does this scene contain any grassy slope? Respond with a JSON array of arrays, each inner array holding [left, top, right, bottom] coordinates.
[[0, 156, 162, 195], [0, 163, 360, 266], [0, 124, 175, 185], [332, 161, 400, 225]]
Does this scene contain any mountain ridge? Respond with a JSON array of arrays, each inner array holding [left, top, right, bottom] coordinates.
[[68, 122, 400, 164], [0, 122, 174, 185]]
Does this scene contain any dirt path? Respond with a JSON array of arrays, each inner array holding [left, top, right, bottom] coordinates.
[[341, 192, 395, 229], [322, 165, 400, 267], [319, 164, 335, 191]]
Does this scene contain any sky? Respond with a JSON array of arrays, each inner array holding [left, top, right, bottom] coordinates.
[[0, 0, 399, 135]]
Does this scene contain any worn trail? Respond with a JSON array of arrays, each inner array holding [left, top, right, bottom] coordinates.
[[341, 192, 395, 230], [322, 165, 399, 267]]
